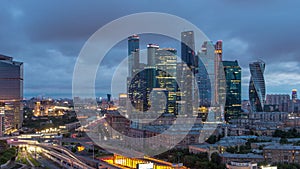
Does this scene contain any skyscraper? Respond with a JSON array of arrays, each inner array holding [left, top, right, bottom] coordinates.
[[181, 31, 197, 73], [197, 41, 214, 108], [128, 35, 140, 78], [155, 48, 178, 114], [223, 60, 241, 122], [0, 54, 23, 130], [147, 44, 159, 67], [214, 40, 224, 105], [180, 31, 197, 116], [249, 60, 266, 112], [197, 41, 226, 121], [292, 89, 297, 103], [127, 35, 141, 113]]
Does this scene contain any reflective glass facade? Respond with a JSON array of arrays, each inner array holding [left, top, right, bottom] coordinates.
[[249, 60, 266, 112], [0, 54, 23, 129], [128, 35, 140, 78], [223, 60, 241, 122]]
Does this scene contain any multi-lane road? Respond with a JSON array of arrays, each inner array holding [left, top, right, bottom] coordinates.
[[7, 138, 124, 169]]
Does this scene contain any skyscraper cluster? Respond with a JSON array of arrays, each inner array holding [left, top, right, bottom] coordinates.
[[125, 32, 242, 122], [127, 35, 178, 115]]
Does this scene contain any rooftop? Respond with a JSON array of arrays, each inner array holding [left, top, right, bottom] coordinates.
[[220, 153, 263, 159], [264, 144, 300, 150]]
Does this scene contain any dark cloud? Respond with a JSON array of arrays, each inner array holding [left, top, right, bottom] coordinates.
[[0, 0, 299, 98]]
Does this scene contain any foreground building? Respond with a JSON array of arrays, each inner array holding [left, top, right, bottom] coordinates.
[[0, 54, 23, 130], [220, 153, 264, 164], [264, 144, 300, 164], [226, 161, 258, 169]]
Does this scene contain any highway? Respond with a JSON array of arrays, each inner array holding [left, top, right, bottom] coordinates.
[[7, 139, 126, 169], [8, 139, 96, 169]]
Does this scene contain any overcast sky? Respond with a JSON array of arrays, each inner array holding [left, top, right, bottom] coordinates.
[[0, 0, 299, 99]]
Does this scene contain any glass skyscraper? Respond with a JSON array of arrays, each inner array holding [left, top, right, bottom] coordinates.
[[223, 60, 241, 122], [155, 48, 177, 114], [181, 31, 197, 73], [249, 60, 266, 112], [0, 54, 23, 130], [197, 41, 226, 122], [128, 35, 140, 78], [180, 31, 197, 116]]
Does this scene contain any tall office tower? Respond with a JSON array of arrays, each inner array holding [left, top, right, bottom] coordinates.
[[292, 89, 297, 103], [142, 44, 161, 112], [223, 60, 241, 122], [180, 31, 197, 116], [155, 48, 178, 114], [198, 41, 226, 121], [128, 35, 140, 78], [214, 40, 224, 105], [0, 54, 23, 130], [249, 60, 266, 112], [198, 41, 214, 107], [197, 41, 215, 120], [181, 31, 197, 73], [127, 35, 140, 113], [147, 44, 159, 67]]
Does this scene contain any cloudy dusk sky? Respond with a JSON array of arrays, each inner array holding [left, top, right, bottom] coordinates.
[[0, 0, 299, 99]]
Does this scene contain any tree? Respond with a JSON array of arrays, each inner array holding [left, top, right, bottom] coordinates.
[[280, 137, 288, 144], [206, 135, 217, 144], [210, 152, 221, 165]]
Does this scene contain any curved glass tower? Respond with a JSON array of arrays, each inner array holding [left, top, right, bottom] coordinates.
[[249, 60, 266, 112]]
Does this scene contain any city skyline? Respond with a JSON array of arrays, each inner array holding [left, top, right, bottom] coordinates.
[[0, 1, 299, 99]]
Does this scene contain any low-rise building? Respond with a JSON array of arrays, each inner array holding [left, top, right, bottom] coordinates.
[[226, 161, 258, 169], [263, 144, 300, 164], [220, 153, 264, 164]]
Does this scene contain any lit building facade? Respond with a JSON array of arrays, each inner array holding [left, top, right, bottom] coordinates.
[[223, 60, 241, 122], [249, 60, 266, 112], [180, 31, 196, 116], [0, 54, 23, 130], [264, 144, 300, 164], [127, 35, 144, 112], [0, 104, 4, 136], [155, 48, 178, 114]]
